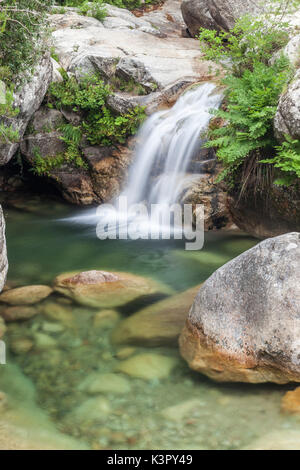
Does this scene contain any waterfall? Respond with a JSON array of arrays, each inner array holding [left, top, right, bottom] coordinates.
[[124, 82, 222, 207], [67, 82, 223, 238]]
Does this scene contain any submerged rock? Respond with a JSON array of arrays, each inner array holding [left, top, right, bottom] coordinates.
[[42, 301, 74, 328], [115, 346, 136, 360], [161, 398, 205, 423], [54, 270, 172, 308], [180, 233, 300, 384], [0, 306, 38, 322], [0, 285, 53, 306], [0, 391, 8, 412], [33, 332, 57, 350], [69, 397, 111, 424], [115, 353, 178, 381], [245, 430, 300, 451], [10, 337, 34, 355], [111, 285, 201, 347], [79, 372, 131, 395], [0, 317, 6, 339], [281, 387, 300, 415], [93, 310, 120, 329]]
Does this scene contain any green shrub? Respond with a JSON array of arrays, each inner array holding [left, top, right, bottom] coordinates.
[[261, 135, 300, 185], [79, 0, 107, 21], [0, 123, 19, 144], [55, 0, 161, 11], [49, 74, 146, 146], [199, 15, 290, 77], [0, 1, 51, 81], [199, 3, 300, 187]]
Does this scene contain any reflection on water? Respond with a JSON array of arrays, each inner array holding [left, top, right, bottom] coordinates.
[[1, 204, 299, 450]]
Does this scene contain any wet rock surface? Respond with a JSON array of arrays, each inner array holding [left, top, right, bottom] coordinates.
[[180, 233, 300, 384], [0, 54, 52, 166]]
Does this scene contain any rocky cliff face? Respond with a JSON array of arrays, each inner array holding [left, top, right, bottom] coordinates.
[[180, 232, 300, 384], [0, 54, 52, 166], [181, 0, 261, 36]]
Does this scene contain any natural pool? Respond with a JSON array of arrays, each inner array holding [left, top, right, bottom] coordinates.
[[0, 201, 299, 450]]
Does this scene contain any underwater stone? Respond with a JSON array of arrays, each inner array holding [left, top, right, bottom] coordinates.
[[0, 306, 38, 322], [42, 302, 74, 328], [281, 387, 300, 415], [33, 332, 57, 350], [111, 285, 201, 347], [0, 285, 53, 306], [0, 206, 8, 294], [79, 372, 131, 395], [161, 398, 205, 423], [115, 347, 137, 360], [41, 322, 65, 333], [0, 391, 8, 412], [93, 310, 120, 329], [0, 317, 6, 339], [54, 270, 172, 308], [10, 338, 34, 355], [69, 397, 111, 424], [115, 353, 178, 381]]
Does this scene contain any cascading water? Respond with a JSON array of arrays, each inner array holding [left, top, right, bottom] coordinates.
[[68, 82, 223, 237], [124, 82, 222, 207]]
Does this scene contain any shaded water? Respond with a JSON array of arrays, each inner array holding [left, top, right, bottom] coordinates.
[[1, 203, 299, 450]]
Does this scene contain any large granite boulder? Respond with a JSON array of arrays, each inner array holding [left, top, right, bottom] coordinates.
[[181, 0, 217, 36], [180, 233, 300, 384], [181, 0, 261, 36], [0, 54, 52, 165], [274, 69, 300, 141]]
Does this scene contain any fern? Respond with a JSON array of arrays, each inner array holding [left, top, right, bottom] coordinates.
[[205, 59, 291, 181], [261, 135, 300, 185]]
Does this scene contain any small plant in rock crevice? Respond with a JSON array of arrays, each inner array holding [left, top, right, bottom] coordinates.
[[48, 74, 146, 146]]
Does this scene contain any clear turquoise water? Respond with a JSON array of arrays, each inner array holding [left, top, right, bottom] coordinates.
[[1, 202, 299, 450]]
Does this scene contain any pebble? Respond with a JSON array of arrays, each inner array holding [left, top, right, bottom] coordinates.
[[115, 353, 178, 381]]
